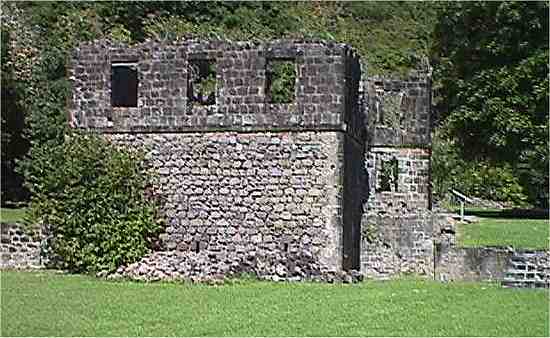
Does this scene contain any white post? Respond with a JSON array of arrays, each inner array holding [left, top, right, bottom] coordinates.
[[460, 201, 464, 222]]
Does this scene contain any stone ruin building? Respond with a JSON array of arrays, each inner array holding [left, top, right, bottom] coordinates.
[[2, 39, 546, 286], [63, 39, 433, 281]]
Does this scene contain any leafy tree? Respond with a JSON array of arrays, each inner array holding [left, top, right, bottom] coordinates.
[[432, 2, 549, 206]]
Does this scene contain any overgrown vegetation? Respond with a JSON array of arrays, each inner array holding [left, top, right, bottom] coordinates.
[[2, 271, 548, 336], [268, 60, 296, 104], [432, 2, 549, 207], [18, 133, 163, 273], [0, 207, 27, 224], [188, 60, 217, 106]]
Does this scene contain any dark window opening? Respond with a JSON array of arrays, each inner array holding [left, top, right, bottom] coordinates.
[[111, 64, 138, 107], [188, 60, 216, 106], [267, 59, 296, 103], [194, 241, 200, 253], [378, 157, 398, 192]]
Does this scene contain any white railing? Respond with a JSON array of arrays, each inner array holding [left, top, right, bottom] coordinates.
[[450, 189, 474, 222]]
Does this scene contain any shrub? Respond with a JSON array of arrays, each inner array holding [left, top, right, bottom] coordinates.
[[20, 132, 163, 273], [432, 128, 529, 206], [454, 162, 528, 205]]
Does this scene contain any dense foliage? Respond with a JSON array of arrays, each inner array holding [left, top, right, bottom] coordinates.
[[19, 133, 163, 272], [432, 2, 549, 206], [1, 1, 547, 233]]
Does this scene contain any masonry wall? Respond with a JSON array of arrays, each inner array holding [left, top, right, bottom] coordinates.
[[69, 39, 363, 138], [108, 131, 345, 274], [0, 223, 42, 269], [435, 246, 550, 288], [361, 68, 433, 278], [69, 40, 365, 280]]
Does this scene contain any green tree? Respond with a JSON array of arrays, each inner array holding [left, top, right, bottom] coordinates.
[[432, 1, 549, 206]]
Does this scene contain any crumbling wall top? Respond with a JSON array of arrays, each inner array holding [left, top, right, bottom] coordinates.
[[69, 39, 364, 140]]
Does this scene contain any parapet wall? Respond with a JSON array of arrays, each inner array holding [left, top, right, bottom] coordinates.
[[69, 39, 363, 141], [365, 70, 431, 147]]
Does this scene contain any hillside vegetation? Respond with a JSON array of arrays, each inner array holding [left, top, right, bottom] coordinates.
[[1, 1, 548, 211]]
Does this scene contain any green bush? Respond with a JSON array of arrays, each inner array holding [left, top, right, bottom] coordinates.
[[20, 133, 163, 273], [455, 162, 528, 205], [432, 128, 529, 206]]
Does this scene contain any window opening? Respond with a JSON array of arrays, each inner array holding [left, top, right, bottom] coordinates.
[[266, 59, 296, 103], [188, 60, 216, 106], [111, 63, 138, 107], [194, 241, 200, 253], [378, 157, 398, 192]]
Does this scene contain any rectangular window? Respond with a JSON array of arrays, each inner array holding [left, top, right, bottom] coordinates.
[[188, 60, 216, 106], [111, 63, 138, 107], [378, 157, 398, 192], [267, 59, 296, 103]]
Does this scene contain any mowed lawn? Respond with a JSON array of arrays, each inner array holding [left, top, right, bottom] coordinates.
[[1, 270, 548, 337], [0, 207, 27, 224], [459, 218, 549, 249]]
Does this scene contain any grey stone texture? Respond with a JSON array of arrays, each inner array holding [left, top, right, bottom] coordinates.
[[107, 131, 348, 276], [0, 223, 42, 268], [366, 69, 431, 147], [435, 246, 550, 288], [65, 39, 368, 281], [64, 39, 436, 282], [68, 39, 363, 141], [360, 66, 434, 279]]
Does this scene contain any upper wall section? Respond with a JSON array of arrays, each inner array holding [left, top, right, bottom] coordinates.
[[68, 39, 364, 139], [365, 67, 431, 147]]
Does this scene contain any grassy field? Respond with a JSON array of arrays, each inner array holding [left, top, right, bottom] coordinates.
[[0, 207, 27, 224], [454, 208, 549, 249], [1, 270, 548, 336], [459, 218, 549, 249]]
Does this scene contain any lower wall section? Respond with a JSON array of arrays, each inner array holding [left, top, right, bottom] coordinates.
[[108, 131, 346, 278], [361, 211, 434, 278], [0, 223, 42, 269], [361, 146, 433, 278], [435, 246, 550, 288]]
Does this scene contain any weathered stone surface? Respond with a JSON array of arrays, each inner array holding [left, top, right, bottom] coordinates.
[[108, 131, 349, 275], [435, 246, 550, 288], [64, 39, 438, 283], [68, 39, 364, 142], [0, 223, 42, 268], [112, 249, 362, 283]]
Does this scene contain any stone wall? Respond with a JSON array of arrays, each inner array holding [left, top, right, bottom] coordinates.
[[67, 39, 366, 281], [360, 66, 433, 278], [108, 131, 346, 276], [69, 39, 363, 140], [365, 70, 431, 147], [435, 246, 550, 288], [0, 223, 42, 268]]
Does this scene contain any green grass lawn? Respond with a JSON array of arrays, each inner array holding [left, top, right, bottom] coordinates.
[[1, 270, 548, 336], [454, 207, 549, 249], [459, 218, 549, 249], [0, 207, 28, 224]]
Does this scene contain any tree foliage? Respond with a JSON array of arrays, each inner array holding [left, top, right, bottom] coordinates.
[[432, 2, 549, 206], [19, 133, 163, 272]]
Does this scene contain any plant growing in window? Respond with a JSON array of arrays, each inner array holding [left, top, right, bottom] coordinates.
[[267, 60, 296, 104], [188, 60, 216, 106]]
